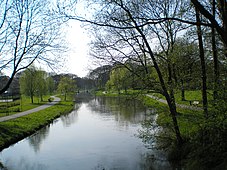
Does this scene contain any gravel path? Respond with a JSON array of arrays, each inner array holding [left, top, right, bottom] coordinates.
[[0, 96, 61, 122], [146, 94, 203, 111]]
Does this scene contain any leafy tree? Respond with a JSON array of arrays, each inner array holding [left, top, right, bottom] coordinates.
[[20, 66, 38, 103], [35, 70, 47, 102], [20, 66, 52, 103], [168, 38, 200, 100], [57, 76, 77, 101], [88, 65, 112, 90], [106, 66, 130, 93], [46, 76, 55, 95]]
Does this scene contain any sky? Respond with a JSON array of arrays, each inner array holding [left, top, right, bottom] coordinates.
[[2, 0, 93, 78], [63, 21, 91, 77], [56, 0, 94, 78]]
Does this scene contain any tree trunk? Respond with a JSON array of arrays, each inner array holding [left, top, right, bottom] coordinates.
[[0, 72, 16, 95], [167, 63, 177, 114], [212, 0, 219, 100], [163, 90, 183, 145], [41, 94, 43, 102], [124, 10, 183, 145], [195, 8, 208, 118], [191, 0, 227, 56], [64, 92, 67, 101], [139, 32, 183, 145], [31, 94, 34, 104], [181, 79, 186, 101]]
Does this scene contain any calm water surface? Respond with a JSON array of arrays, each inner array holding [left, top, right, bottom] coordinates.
[[0, 97, 172, 170]]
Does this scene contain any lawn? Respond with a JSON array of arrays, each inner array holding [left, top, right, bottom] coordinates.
[[149, 90, 213, 107], [0, 95, 51, 117]]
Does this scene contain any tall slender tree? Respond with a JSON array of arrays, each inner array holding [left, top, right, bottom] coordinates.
[[20, 66, 38, 103], [57, 76, 77, 101], [195, 7, 208, 117]]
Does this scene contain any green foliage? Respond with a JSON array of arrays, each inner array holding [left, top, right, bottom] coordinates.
[[187, 112, 227, 169], [20, 66, 37, 103], [20, 66, 54, 103], [106, 66, 130, 93], [143, 91, 227, 168], [170, 38, 200, 89], [35, 70, 47, 101], [46, 76, 55, 94], [57, 76, 77, 101]]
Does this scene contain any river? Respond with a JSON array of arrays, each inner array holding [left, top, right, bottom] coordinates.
[[0, 96, 173, 170]]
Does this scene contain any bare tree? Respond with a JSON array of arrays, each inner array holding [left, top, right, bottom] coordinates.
[[58, 0, 185, 145], [0, 0, 64, 94]]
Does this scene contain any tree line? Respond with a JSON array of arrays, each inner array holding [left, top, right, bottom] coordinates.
[[20, 66, 79, 102], [0, 65, 80, 103]]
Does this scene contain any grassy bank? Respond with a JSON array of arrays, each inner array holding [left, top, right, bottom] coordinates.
[[0, 95, 75, 151]]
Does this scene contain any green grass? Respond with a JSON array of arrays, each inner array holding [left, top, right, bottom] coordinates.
[[150, 90, 213, 107], [0, 95, 51, 117], [0, 94, 74, 151], [141, 95, 204, 137]]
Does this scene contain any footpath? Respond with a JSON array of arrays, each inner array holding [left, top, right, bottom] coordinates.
[[146, 94, 203, 111], [0, 96, 60, 122]]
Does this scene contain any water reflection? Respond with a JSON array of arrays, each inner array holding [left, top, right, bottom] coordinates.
[[0, 157, 47, 170], [88, 97, 151, 124], [60, 103, 81, 127], [28, 126, 50, 153], [0, 96, 173, 170]]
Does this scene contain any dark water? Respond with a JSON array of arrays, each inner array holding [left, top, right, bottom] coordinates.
[[0, 97, 172, 170]]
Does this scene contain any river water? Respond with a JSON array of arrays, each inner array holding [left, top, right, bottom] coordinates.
[[0, 97, 172, 170]]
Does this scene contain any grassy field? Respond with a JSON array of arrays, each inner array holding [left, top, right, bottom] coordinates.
[[0, 94, 75, 151], [0, 95, 51, 117], [149, 90, 213, 107]]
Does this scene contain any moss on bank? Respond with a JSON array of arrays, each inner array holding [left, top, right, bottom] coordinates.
[[0, 95, 74, 151]]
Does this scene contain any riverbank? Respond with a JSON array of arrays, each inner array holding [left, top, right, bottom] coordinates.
[[95, 91, 227, 169], [0, 95, 75, 151]]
